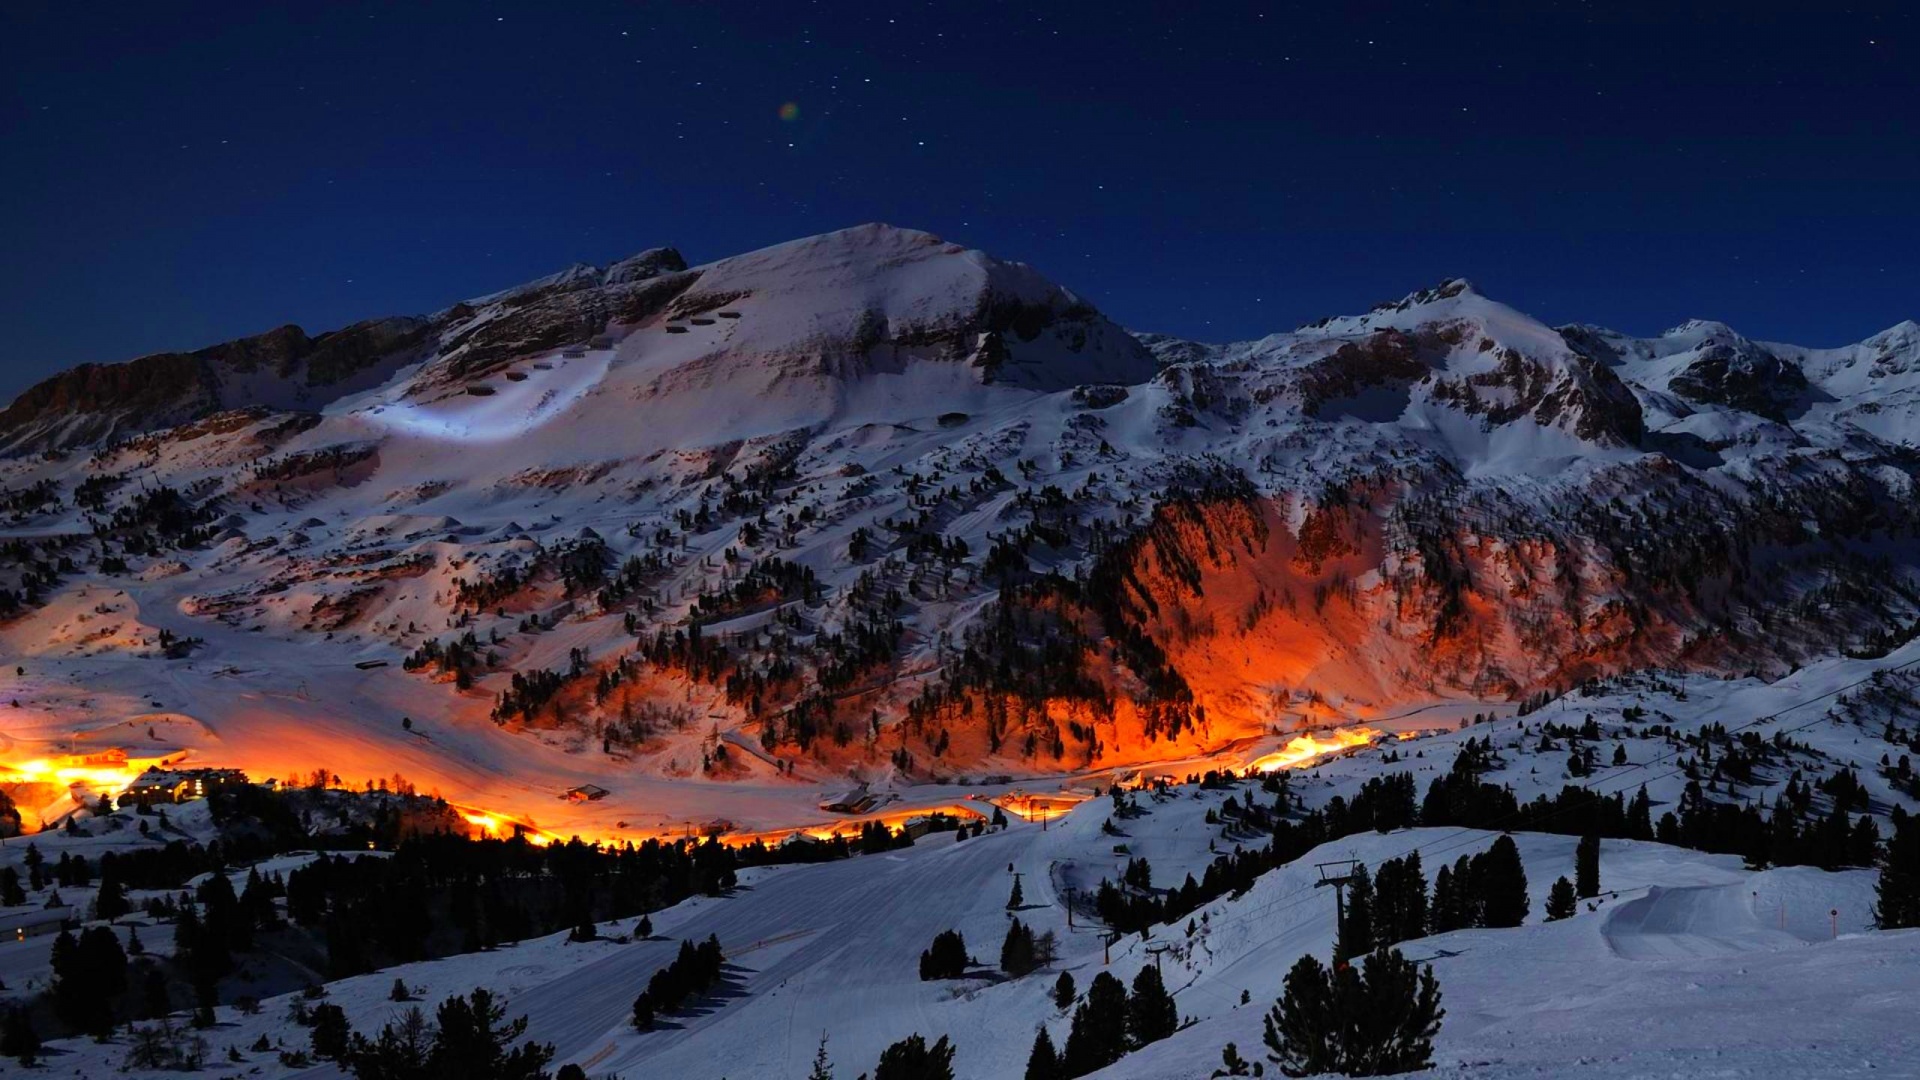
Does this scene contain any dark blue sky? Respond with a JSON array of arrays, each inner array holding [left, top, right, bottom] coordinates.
[[3, 2, 1915, 401]]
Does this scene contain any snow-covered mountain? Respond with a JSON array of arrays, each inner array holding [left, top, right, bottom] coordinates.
[[1, 224, 1918, 841]]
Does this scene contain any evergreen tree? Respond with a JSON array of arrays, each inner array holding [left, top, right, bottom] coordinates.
[[918, 929, 969, 980], [345, 1005, 435, 1080], [1215, 1041, 1252, 1076], [142, 965, 171, 1019], [51, 924, 128, 1035], [1335, 863, 1375, 962], [1627, 785, 1654, 840], [1347, 948, 1444, 1075], [1877, 807, 1920, 930], [1127, 964, 1178, 1048], [808, 1031, 836, 1080], [1575, 832, 1601, 899], [1474, 836, 1529, 928], [1001, 919, 1039, 976], [95, 869, 131, 921], [1051, 970, 1076, 1010], [1263, 949, 1442, 1077], [1062, 970, 1129, 1076], [1263, 955, 1338, 1077], [1372, 853, 1429, 947], [1545, 877, 1577, 922], [1430, 864, 1463, 933], [637, 914, 653, 939], [1024, 1025, 1061, 1080], [1, 1006, 39, 1066], [1008, 876, 1025, 909], [872, 1033, 956, 1080], [429, 987, 554, 1080], [311, 1002, 353, 1060]]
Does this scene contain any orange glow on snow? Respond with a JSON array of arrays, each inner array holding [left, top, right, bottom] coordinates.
[[991, 791, 1092, 822], [452, 804, 558, 845], [0, 752, 175, 800], [1247, 726, 1381, 773]]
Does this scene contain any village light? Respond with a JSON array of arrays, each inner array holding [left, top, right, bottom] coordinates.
[[1248, 727, 1381, 773]]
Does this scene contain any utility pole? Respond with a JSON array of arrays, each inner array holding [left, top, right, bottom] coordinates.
[[1146, 942, 1170, 976], [1315, 859, 1362, 964]]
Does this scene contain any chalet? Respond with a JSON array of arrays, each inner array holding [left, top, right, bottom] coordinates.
[[119, 766, 249, 806], [562, 784, 610, 803], [821, 783, 878, 815], [1, 903, 73, 942]]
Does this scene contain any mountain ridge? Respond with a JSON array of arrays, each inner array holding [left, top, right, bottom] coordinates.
[[1, 224, 1919, 836]]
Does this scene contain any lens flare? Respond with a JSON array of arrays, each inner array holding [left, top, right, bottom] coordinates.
[[778, 101, 800, 121]]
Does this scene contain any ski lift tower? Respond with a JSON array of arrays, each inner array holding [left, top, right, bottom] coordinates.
[[1315, 859, 1363, 947]]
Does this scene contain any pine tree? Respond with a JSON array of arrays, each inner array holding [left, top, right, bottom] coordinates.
[[95, 870, 130, 921], [1627, 785, 1654, 840], [1001, 920, 1038, 976], [1430, 863, 1462, 933], [429, 988, 553, 1079], [142, 965, 171, 1019], [1052, 970, 1076, 1010], [1216, 1041, 1252, 1076], [1545, 877, 1577, 921], [1127, 964, 1179, 1048], [1335, 864, 1375, 962], [1024, 1025, 1061, 1080], [1263, 949, 1442, 1077], [1008, 876, 1025, 909], [1373, 853, 1428, 947], [918, 929, 969, 980], [1263, 954, 1338, 1077], [345, 1004, 435, 1080], [1, 1006, 40, 1066], [311, 1002, 352, 1060], [1063, 971, 1129, 1076], [872, 1033, 956, 1080], [1877, 807, 1920, 929], [1475, 836, 1529, 928], [1348, 948, 1444, 1075], [808, 1031, 836, 1080], [1575, 833, 1601, 899], [637, 914, 653, 939]]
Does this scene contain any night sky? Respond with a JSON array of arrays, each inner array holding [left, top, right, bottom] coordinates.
[[3, 2, 1916, 401]]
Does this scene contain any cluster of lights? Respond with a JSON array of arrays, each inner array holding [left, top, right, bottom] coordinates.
[[1248, 727, 1382, 773], [455, 806, 556, 846], [0, 754, 172, 801]]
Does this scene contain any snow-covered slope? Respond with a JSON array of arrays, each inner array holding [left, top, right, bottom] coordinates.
[[13, 649, 1920, 1078], [1, 225, 1918, 847]]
